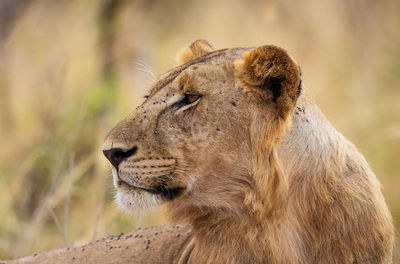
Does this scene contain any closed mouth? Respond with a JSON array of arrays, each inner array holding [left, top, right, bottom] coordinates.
[[117, 174, 185, 200], [116, 174, 158, 194]]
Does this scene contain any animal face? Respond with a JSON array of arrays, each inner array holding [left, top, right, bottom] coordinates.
[[103, 41, 300, 213]]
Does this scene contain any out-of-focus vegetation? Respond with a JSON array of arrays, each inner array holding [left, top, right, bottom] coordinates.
[[0, 0, 399, 259]]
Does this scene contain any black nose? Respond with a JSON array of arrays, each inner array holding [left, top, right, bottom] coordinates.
[[103, 146, 138, 168]]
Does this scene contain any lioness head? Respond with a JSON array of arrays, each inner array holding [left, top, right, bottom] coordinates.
[[103, 40, 301, 218]]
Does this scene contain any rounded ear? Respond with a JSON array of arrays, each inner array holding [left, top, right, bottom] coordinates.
[[235, 45, 301, 119], [176, 39, 214, 65]]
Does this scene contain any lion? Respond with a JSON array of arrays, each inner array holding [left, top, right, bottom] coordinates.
[[6, 40, 394, 264], [100, 40, 394, 263]]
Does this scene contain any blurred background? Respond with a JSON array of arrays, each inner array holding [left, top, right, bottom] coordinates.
[[0, 0, 399, 260]]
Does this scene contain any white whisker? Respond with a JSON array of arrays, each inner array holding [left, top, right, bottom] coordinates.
[[133, 61, 156, 80]]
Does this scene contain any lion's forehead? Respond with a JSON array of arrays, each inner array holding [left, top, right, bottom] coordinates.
[[150, 48, 249, 96]]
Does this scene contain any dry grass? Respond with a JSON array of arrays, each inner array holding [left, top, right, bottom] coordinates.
[[0, 0, 399, 259]]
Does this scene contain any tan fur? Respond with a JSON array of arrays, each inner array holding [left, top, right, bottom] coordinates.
[[176, 39, 214, 64], [235, 45, 300, 119], [6, 224, 194, 264], [101, 40, 393, 263], [5, 41, 394, 264]]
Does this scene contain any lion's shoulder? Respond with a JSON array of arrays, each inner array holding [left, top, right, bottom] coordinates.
[[7, 224, 193, 264]]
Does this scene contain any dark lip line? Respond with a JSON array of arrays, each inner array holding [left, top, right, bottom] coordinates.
[[117, 173, 159, 195], [116, 171, 185, 200]]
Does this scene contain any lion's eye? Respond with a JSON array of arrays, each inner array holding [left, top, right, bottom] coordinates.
[[184, 94, 201, 104], [172, 94, 201, 111]]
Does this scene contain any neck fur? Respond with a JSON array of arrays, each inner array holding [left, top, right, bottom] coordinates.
[[187, 95, 328, 263], [174, 93, 373, 263]]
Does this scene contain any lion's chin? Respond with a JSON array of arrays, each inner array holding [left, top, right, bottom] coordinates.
[[111, 170, 186, 213], [115, 188, 164, 214]]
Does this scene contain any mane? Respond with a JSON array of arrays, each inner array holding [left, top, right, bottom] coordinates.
[[166, 95, 298, 262], [167, 91, 393, 263]]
